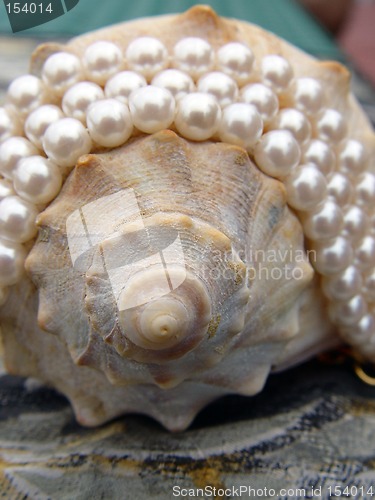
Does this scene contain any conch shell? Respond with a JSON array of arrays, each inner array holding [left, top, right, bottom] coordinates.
[[0, 6, 374, 431]]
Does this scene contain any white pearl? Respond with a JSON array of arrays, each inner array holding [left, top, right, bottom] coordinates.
[[151, 70, 194, 100], [241, 83, 278, 124], [87, 99, 133, 147], [25, 105, 64, 149], [285, 164, 327, 211], [365, 270, 375, 301], [355, 235, 375, 270], [314, 236, 353, 275], [42, 52, 82, 96], [0, 286, 9, 306], [128, 86, 175, 134], [62, 81, 104, 124], [105, 71, 147, 104], [13, 155, 62, 204], [329, 294, 367, 326], [0, 137, 38, 179], [342, 313, 375, 346], [338, 139, 367, 177], [0, 238, 27, 286], [254, 130, 300, 179], [315, 109, 347, 143], [303, 140, 335, 176], [83, 41, 123, 85], [216, 42, 254, 85], [0, 107, 23, 143], [343, 206, 369, 243], [302, 199, 343, 240], [272, 108, 311, 144], [327, 172, 352, 206], [43, 118, 92, 167], [261, 55, 293, 92], [174, 92, 221, 141], [173, 38, 214, 79], [0, 195, 37, 243], [218, 103, 263, 150], [293, 78, 324, 115], [0, 178, 15, 201], [197, 72, 238, 107], [126, 37, 168, 80], [356, 172, 375, 209], [322, 265, 362, 301], [6, 75, 46, 116]]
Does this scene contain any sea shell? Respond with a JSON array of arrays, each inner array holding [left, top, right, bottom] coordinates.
[[0, 6, 374, 431]]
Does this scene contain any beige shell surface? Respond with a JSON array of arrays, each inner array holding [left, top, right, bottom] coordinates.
[[0, 6, 374, 431], [1, 131, 334, 430]]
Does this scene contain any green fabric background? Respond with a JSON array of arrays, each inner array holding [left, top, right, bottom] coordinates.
[[0, 0, 343, 60]]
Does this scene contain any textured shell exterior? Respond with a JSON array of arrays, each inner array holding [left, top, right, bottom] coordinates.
[[0, 6, 374, 431], [1, 131, 333, 430]]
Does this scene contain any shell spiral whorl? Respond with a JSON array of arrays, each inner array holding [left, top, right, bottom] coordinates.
[[0, 5, 374, 430]]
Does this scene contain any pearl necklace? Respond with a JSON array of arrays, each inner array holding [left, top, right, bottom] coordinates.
[[0, 36, 374, 357]]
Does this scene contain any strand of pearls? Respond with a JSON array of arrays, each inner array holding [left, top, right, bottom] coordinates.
[[0, 35, 374, 360]]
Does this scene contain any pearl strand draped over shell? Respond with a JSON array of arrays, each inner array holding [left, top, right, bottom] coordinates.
[[0, 29, 374, 368]]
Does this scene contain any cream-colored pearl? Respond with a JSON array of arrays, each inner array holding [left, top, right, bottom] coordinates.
[[216, 42, 254, 85], [25, 105, 64, 149], [152, 69, 194, 100], [0, 238, 27, 286], [315, 109, 347, 143], [329, 294, 367, 326], [261, 55, 293, 92], [174, 92, 221, 141], [314, 236, 353, 275], [343, 205, 369, 243], [0, 137, 38, 179], [0, 285, 9, 306], [13, 155, 62, 205], [173, 38, 214, 79], [42, 52, 82, 96], [338, 139, 367, 177], [327, 172, 352, 207], [285, 164, 327, 211], [43, 118, 92, 168], [365, 270, 375, 301], [105, 71, 147, 104], [0, 179, 15, 201], [6, 75, 46, 116], [0, 195, 37, 243], [272, 108, 311, 144], [83, 41, 123, 85], [197, 72, 238, 107], [241, 83, 278, 124], [355, 235, 375, 270], [87, 99, 133, 147], [322, 265, 362, 301], [302, 199, 343, 240], [356, 172, 375, 209], [0, 107, 23, 143], [254, 130, 300, 179], [341, 313, 375, 346], [126, 37, 168, 80], [218, 103, 263, 150], [129, 86, 175, 134], [293, 77, 324, 115], [62, 81, 104, 124], [303, 140, 335, 176]]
